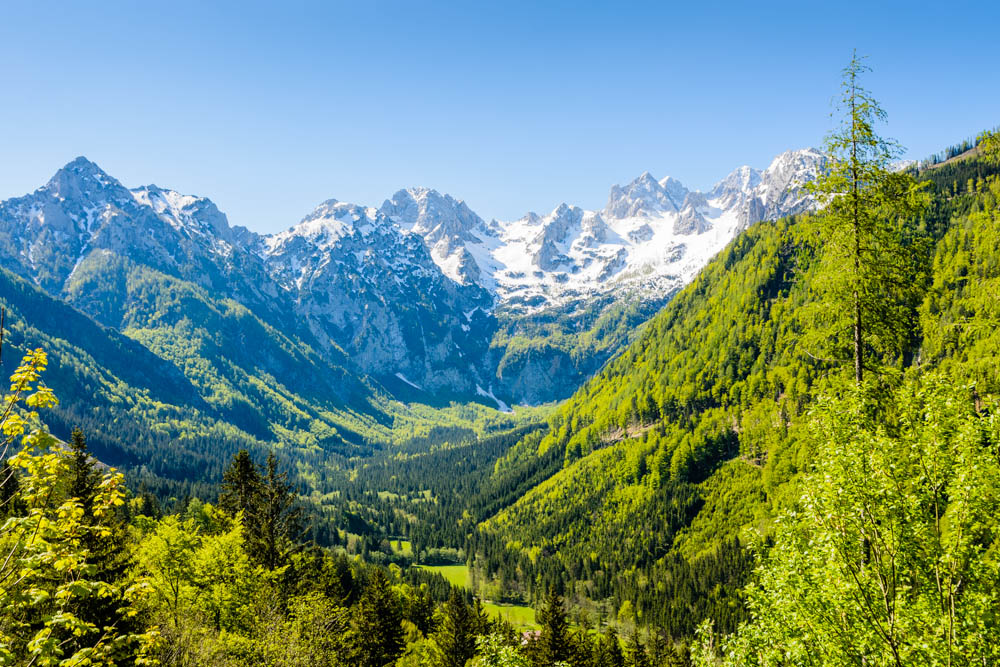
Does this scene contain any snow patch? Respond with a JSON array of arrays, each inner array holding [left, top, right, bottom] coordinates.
[[476, 384, 512, 413], [395, 372, 423, 391]]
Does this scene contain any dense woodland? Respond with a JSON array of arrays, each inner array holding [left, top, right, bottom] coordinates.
[[2, 58, 1000, 665]]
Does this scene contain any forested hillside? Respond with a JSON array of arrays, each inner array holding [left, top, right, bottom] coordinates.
[[0, 261, 537, 540], [461, 136, 1000, 639]]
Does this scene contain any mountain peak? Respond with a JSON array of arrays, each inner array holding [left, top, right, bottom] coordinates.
[[380, 186, 484, 241], [604, 171, 679, 219], [46, 156, 123, 196], [710, 164, 762, 200], [765, 147, 825, 174], [130, 184, 234, 241]]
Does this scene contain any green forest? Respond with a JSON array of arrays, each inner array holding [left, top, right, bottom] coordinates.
[[2, 56, 1000, 665]]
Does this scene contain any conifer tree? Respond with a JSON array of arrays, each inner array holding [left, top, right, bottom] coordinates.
[[431, 588, 477, 667], [68, 428, 99, 513], [593, 627, 625, 667], [625, 630, 650, 667], [534, 587, 572, 666], [65, 427, 137, 647], [248, 452, 303, 570], [806, 52, 930, 384], [352, 568, 404, 667], [221, 450, 302, 569], [218, 448, 261, 517], [471, 597, 491, 636]]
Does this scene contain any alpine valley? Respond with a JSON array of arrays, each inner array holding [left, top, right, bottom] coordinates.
[[4, 127, 1000, 665]]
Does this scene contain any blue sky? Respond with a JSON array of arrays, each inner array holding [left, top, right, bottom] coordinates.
[[1, 1, 997, 233]]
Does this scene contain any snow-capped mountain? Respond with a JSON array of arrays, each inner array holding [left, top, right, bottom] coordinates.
[[379, 187, 497, 287], [0, 147, 826, 407], [0, 157, 277, 306], [255, 199, 493, 392], [0, 159, 493, 396], [396, 147, 826, 312]]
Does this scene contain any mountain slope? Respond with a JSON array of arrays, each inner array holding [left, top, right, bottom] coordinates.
[[468, 154, 1000, 636], [258, 199, 495, 394], [382, 149, 826, 402], [0, 159, 499, 398]]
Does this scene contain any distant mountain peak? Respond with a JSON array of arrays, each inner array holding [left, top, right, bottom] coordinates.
[[604, 171, 685, 219], [44, 156, 127, 201], [380, 187, 484, 238]]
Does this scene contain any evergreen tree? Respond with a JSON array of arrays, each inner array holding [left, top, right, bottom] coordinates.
[[593, 627, 624, 667], [647, 629, 688, 667], [352, 568, 404, 667], [222, 450, 303, 570], [68, 428, 99, 513], [64, 427, 138, 654], [431, 588, 477, 667], [534, 587, 572, 666], [805, 52, 930, 384], [248, 452, 303, 570], [218, 448, 262, 517], [471, 597, 491, 636], [625, 630, 650, 667]]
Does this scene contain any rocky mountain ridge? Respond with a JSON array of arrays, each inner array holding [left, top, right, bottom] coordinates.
[[0, 148, 825, 404], [388, 147, 826, 311]]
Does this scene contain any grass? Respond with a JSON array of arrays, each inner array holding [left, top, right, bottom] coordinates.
[[418, 564, 470, 589], [416, 564, 537, 628], [482, 602, 537, 629], [390, 539, 413, 557]]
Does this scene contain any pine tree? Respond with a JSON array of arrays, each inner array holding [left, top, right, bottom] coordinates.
[[534, 587, 572, 666], [352, 568, 404, 667], [221, 450, 302, 570], [625, 630, 650, 667], [593, 627, 625, 667], [806, 52, 930, 384], [431, 588, 477, 667], [64, 427, 138, 652], [250, 452, 302, 570], [68, 428, 99, 513], [218, 448, 261, 517], [471, 597, 492, 636]]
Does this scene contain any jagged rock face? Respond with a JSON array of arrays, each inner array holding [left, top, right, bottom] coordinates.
[[603, 171, 685, 219], [711, 148, 827, 231], [750, 147, 827, 227], [673, 192, 711, 235], [0, 161, 495, 397], [380, 188, 494, 286], [262, 201, 495, 393], [711, 165, 763, 208]]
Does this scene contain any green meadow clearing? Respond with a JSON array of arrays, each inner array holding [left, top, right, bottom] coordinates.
[[416, 564, 537, 628]]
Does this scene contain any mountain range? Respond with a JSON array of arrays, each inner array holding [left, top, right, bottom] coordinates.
[[0, 148, 825, 412]]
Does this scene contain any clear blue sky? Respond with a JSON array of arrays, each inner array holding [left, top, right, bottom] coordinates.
[[1, 1, 997, 233]]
